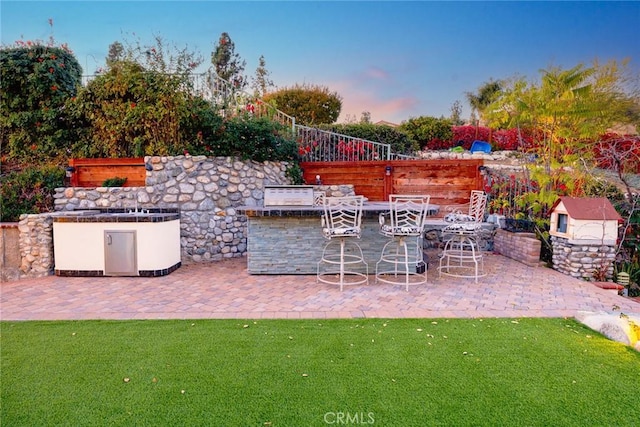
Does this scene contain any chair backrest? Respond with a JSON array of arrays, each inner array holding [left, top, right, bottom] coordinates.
[[322, 195, 365, 238], [385, 194, 431, 235], [468, 190, 487, 222]]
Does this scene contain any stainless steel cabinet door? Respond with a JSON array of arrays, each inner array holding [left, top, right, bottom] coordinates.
[[104, 230, 138, 276]]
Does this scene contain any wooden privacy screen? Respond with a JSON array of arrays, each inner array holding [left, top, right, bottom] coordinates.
[[68, 158, 146, 187], [301, 159, 484, 216]]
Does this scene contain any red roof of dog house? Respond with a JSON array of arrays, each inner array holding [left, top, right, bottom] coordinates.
[[550, 197, 622, 221]]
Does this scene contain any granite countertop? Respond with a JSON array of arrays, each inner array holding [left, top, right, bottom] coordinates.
[[238, 202, 439, 218], [52, 209, 180, 223]]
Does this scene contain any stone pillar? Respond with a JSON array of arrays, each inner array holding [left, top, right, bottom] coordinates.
[[0, 223, 21, 282], [18, 214, 55, 278]]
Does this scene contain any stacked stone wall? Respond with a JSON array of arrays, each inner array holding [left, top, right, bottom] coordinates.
[[17, 214, 55, 278], [493, 230, 541, 267], [551, 236, 616, 281]]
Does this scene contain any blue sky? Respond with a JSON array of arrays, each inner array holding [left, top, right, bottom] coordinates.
[[2, 1, 639, 124]]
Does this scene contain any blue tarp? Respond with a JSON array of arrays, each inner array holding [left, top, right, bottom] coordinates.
[[470, 140, 491, 153]]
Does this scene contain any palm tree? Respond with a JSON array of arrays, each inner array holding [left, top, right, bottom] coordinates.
[[465, 79, 503, 125]]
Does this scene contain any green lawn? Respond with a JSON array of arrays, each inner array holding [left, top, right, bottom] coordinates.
[[1, 318, 638, 426]]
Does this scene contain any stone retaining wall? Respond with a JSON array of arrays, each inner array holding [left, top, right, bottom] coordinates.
[[493, 229, 542, 267], [551, 236, 616, 281], [418, 150, 525, 171]]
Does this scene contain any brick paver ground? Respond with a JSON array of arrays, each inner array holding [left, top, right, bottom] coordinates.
[[1, 253, 638, 321]]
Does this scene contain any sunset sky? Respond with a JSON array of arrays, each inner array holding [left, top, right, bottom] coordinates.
[[2, 1, 639, 124]]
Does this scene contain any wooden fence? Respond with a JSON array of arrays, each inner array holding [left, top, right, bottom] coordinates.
[[301, 159, 484, 216], [68, 158, 146, 187]]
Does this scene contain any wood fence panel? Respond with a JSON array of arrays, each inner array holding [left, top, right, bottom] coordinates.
[[69, 158, 146, 187], [301, 159, 484, 216]]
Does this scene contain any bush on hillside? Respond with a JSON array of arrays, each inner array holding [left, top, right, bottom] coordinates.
[[399, 117, 453, 151], [0, 165, 65, 222], [66, 60, 224, 158], [184, 114, 298, 162]]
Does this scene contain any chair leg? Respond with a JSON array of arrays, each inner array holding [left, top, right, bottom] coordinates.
[[339, 238, 345, 292], [317, 238, 368, 290], [376, 235, 426, 290]]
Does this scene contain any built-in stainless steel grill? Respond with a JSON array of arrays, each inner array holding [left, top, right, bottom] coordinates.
[[264, 185, 315, 207]]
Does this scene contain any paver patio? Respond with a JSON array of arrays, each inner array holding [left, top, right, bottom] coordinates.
[[1, 252, 638, 321]]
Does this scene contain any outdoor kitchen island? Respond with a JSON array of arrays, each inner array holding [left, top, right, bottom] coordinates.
[[239, 201, 439, 275], [52, 209, 181, 277]]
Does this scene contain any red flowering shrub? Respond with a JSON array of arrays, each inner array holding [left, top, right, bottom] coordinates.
[[424, 138, 452, 150], [336, 139, 378, 161], [594, 133, 640, 174], [451, 126, 492, 150]]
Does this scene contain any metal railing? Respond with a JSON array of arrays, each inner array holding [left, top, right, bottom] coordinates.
[[295, 125, 391, 162]]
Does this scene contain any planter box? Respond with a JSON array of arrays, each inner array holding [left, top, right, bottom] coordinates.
[[503, 218, 535, 233], [493, 229, 541, 267], [68, 158, 146, 187]]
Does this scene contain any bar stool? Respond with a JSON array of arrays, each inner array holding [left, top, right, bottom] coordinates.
[[375, 195, 430, 291], [438, 221, 485, 283], [317, 195, 368, 291]]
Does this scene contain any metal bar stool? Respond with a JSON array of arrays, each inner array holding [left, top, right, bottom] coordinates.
[[438, 222, 486, 283], [375, 194, 430, 291], [317, 195, 368, 291]]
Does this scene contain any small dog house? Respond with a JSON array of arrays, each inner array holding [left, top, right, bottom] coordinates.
[[549, 197, 621, 245], [549, 197, 622, 281]]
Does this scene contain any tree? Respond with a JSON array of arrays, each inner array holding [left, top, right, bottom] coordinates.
[[449, 100, 464, 125], [107, 41, 125, 66], [465, 79, 503, 125], [67, 59, 221, 158], [109, 34, 203, 75], [251, 55, 274, 98], [360, 111, 372, 124], [0, 41, 82, 164], [211, 32, 246, 89], [486, 61, 638, 173], [262, 84, 342, 125]]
